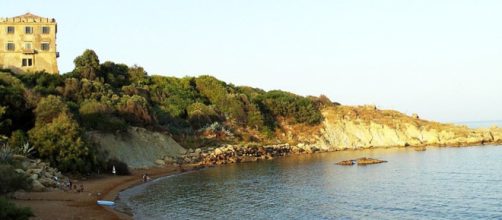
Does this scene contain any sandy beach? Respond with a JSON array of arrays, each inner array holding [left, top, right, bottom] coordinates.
[[11, 165, 190, 220]]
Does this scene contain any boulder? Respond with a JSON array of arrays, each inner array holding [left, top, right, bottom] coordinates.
[[39, 177, 57, 188], [15, 169, 25, 174], [155, 159, 166, 166], [31, 180, 46, 192], [214, 148, 223, 155]]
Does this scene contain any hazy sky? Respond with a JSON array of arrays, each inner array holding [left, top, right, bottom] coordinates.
[[2, 0, 501, 122]]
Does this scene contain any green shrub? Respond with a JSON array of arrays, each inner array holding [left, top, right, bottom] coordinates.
[[0, 164, 32, 194], [28, 113, 96, 173], [258, 90, 323, 125], [0, 197, 34, 220]]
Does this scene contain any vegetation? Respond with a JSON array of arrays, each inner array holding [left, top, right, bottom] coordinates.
[[0, 49, 333, 174], [0, 164, 32, 194], [0, 197, 34, 220]]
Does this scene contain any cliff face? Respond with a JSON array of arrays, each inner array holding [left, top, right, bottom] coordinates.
[[88, 127, 186, 168], [316, 106, 502, 150]]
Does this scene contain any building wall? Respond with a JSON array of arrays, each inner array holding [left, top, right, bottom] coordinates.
[[0, 15, 59, 74]]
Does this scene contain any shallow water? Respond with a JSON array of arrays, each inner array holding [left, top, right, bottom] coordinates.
[[119, 145, 502, 220]]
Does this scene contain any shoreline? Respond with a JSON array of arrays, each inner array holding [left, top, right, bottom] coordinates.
[[11, 165, 195, 220], [12, 142, 502, 219]]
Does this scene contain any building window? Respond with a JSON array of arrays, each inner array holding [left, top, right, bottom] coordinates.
[[7, 26, 15, 34], [25, 42, 32, 50], [42, 26, 50, 34], [22, 58, 33, 67], [41, 43, 50, 51], [6, 43, 15, 51], [25, 26, 33, 34]]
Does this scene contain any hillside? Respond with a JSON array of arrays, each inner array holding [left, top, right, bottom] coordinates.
[[1, 49, 501, 176]]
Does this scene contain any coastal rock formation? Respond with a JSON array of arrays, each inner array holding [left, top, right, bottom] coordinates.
[[88, 127, 186, 168], [317, 106, 502, 150], [11, 156, 65, 192], [172, 144, 325, 167], [336, 157, 387, 166]]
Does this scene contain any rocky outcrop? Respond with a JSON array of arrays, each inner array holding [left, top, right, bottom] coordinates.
[[317, 106, 502, 150], [88, 127, 186, 168], [166, 144, 327, 167], [12, 156, 65, 192]]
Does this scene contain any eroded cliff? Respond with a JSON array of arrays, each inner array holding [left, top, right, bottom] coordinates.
[[317, 106, 502, 150]]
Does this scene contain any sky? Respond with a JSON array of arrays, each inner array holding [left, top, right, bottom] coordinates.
[[2, 0, 501, 122]]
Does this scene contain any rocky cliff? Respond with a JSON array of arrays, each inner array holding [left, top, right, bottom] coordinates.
[[317, 106, 502, 150], [88, 127, 186, 168]]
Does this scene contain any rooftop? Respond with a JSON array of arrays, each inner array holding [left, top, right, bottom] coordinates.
[[0, 12, 56, 23]]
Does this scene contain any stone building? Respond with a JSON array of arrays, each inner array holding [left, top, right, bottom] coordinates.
[[0, 13, 59, 74]]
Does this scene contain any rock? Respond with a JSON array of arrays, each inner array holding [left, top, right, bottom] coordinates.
[[214, 148, 223, 155], [355, 157, 387, 165], [414, 146, 426, 151], [31, 180, 46, 192], [30, 174, 39, 180], [155, 159, 166, 166], [336, 160, 355, 166], [337, 157, 387, 166], [39, 177, 56, 188], [164, 156, 175, 163], [28, 168, 43, 175], [15, 169, 25, 174]]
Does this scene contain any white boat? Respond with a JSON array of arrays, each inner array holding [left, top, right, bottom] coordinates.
[[97, 200, 115, 206]]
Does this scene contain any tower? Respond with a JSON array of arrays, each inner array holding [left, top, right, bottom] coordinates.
[[0, 13, 59, 74]]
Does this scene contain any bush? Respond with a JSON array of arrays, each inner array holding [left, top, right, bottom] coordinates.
[[106, 158, 130, 175], [0, 164, 32, 194], [0, 197, 34, 220], [28, 113, 96, 173], [116, 95, 154, 125], [187, 102, 219, 129], [258, 90, 323, 125]]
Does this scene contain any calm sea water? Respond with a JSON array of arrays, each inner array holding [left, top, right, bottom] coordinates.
[[455, 120, 502, 128], [119, 145, 502, 220]]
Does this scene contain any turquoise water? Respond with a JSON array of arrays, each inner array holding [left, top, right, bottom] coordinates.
[[119, 145, 502, 219]]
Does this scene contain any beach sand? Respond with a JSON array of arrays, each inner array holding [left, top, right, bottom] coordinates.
[[12, 165, 191, 220]]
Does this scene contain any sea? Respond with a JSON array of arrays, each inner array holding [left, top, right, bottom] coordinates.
[[118, 122, 502, 220]]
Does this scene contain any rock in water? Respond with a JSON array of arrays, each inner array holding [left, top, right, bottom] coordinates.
[[414, 146, 426, 151], [336, 160, 355, 166], [355, 157, 387, 165], [336, 157, 387, 166]]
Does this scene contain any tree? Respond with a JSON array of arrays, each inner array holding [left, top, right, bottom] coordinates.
[[100, 61, 130, 87], [28, 112, 95, 173], [33, 95, 69, 125], [73, 49, 101, 80], [117, 95, 154, 125], [128, 65, 148, 85]]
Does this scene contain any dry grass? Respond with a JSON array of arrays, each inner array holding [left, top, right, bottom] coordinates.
[[322, 105, 471, 136]]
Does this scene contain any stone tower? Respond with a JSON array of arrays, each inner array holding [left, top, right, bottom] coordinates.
[[0, 13, 59, 74]]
